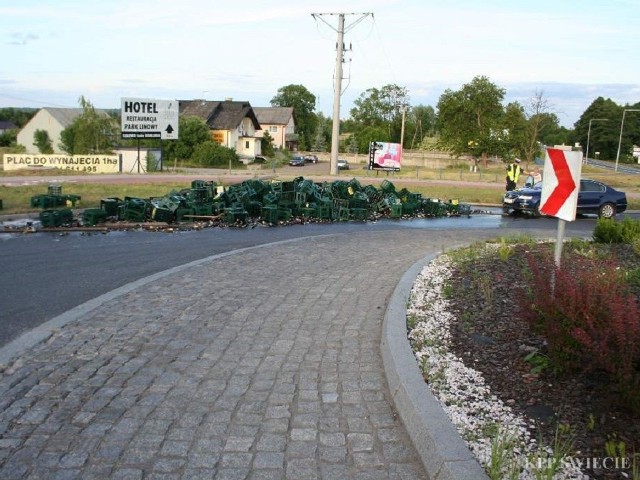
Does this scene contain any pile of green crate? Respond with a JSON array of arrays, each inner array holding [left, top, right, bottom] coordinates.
[[31, 184, 81, 209], [31, 185, 81, 227], [73, 177, 471, 229]]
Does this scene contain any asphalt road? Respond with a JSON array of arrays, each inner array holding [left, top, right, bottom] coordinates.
[[0, 213, 597, 348]]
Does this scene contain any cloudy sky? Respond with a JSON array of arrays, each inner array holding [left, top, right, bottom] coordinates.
[[1, 0, 639, 128]]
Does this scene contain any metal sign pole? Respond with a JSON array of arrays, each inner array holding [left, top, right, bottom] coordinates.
[[551, 218, 566, 296], [554, 218, 566, 267]]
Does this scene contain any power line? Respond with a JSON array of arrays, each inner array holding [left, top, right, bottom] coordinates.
[[0, 93, 74, 109]]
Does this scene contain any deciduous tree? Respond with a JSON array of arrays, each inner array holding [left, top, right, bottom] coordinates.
[[350, 84, 410, 142], [59, 96, 118, 155], [163, 116, 211, 165], [271, 84, 317, 151], [437, 76, 506, 166], [406, 105, 437, 149], [575, 97, 631, 161]]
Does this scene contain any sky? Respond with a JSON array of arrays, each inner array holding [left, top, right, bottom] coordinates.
[[1, 0, 639, 128]]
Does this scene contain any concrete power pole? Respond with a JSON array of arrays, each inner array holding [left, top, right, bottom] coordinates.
[[312, 12, 372, 175]]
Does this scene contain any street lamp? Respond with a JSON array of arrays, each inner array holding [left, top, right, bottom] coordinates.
[[585, 118, 607, 165], [615, 108, 640, 172]]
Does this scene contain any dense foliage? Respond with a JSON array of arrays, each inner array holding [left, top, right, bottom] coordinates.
[[191, 140, 239, 167], [33, 129, 53, 154], [0, 107, 37, 149], [271, 84, 318, 151], [163, 116, 212, 165], [0, 107, 37, 128], [573, 97, 640, 162], [59, 96, 119, 155]]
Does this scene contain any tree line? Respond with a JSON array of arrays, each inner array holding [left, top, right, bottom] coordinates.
[[2, 76, 639, 165]]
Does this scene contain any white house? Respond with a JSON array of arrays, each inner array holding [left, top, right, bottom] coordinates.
[[179, 100, 262, 160], [253, 107, 296, 150], [16, 108, 111, 153]]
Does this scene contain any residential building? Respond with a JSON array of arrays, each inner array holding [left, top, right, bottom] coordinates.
[[0, 120, 18, 134], [180, 100, 262, 160], [16, 108, 112, 153], [253, 107, 296, 150]]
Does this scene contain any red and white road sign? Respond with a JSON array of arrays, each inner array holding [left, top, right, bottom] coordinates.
[[539, 148, 582, 221]]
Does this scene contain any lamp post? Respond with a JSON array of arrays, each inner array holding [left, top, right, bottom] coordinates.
[[615, 109, 640, 172], [585, 118, 607, 165]]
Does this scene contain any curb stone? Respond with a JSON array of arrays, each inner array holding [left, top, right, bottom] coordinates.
[[381, 252, 490, 480]]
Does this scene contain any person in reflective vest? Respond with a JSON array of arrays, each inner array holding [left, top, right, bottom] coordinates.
[[505, 158, 523, 191]]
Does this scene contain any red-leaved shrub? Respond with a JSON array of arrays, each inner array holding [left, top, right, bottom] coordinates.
[[520, 250, 640, 410]]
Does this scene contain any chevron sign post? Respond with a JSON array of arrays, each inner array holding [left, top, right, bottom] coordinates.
[[540, 148, 583, 266], [540, 148, 582, 221]]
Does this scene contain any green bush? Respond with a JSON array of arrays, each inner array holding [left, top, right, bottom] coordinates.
[[191, 141, 240, 167], [593, 217, 640, 244]]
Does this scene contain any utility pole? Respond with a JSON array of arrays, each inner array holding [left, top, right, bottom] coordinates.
[[400, 106, 407, 151], [312, 12, 372, 175]]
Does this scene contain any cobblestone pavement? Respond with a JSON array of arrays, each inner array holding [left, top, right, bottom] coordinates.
[[0, 228, 496, 479]]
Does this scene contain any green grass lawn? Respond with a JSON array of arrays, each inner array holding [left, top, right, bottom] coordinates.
[[0, 183, 191, 214]]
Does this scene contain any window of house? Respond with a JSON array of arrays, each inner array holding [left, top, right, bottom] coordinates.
[[269, 126, 278, 133], [245, 141, 249, 149]]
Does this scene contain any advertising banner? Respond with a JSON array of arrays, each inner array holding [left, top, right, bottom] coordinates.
[[368, 142, 402, 171], [3, 154, 119, 173]]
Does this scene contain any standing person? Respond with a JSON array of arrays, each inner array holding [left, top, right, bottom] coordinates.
[[505, 158, 523, 191], [530, 167, 542, 184], [524, 166, 543, 187]]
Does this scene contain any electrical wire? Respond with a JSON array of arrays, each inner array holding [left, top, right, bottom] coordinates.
[[0, 93, 74, 108]]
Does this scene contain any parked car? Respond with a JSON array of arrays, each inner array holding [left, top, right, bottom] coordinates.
[[337, 159, 349, 170], [288, 156, 305, 167], [502, 179, 627, 218], [304, 154, 319, 164]]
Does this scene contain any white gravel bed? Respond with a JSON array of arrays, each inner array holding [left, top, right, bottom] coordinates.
[[406, 253, 587, 479]]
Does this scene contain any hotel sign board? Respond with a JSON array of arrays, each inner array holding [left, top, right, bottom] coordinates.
[[121, 98, 179, 140]]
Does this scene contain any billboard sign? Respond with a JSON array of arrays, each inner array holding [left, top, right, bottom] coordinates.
[[3, 154, 119, 173], [368, 142, 401, 171], [121, 98, 179, 140]]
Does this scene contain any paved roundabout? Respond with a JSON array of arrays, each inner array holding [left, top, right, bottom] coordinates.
[[0, 226, 579, 479]]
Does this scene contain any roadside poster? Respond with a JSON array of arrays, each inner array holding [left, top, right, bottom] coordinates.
[[121, 98, 179, 140], [368, 142, 402, 171]]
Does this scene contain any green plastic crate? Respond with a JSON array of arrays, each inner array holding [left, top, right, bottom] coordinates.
[[225, 206, 248, 224], [350, 208, 369, 221], [316, 204, 332, 219], [176, 207, 195, 221], [193, 204, 213, 216], [83, 208, 108, 226], [401, 202, 419, 216], [277, 207, 292, 221], [151, 206, 174, 222], [261, 205, 278, 223], [390, 204, 403, 218], [30, 194, 66, 209], [101, 198, 122, 217], [40, 209, 74, 227]]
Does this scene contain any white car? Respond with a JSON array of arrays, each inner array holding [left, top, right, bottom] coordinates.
[[337, 159, 349, 170]]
